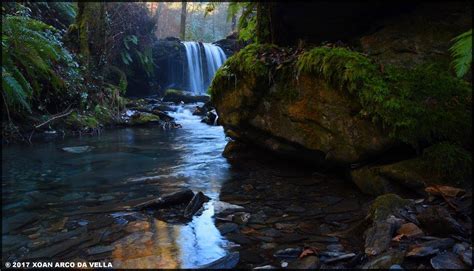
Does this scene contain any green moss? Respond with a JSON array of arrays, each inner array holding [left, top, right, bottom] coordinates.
[[369, 194, 410, 221], [296, 46, 472, 148], [129, 112, 160, 126], [209, 43, 275, 98], [422, 142, 472, 185], [65, 111, 99, 129]]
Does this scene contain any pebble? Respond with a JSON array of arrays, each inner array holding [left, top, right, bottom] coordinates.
[[273, 247, 302, 259], [430, 252, 467, 269], [217, 223, 238, 235]]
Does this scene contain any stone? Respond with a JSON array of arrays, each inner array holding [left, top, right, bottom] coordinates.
[[389, 265, 404, 270], [430, 252, 467, 269], [365, 221, 396, 256], [240, 250, 264, 264], [273, 247, 303, 259], [369, 194, 410, 222], [213, 201, 245, 215], [232, 212, 251, 225], [183, 191, 209, 218], [200, 252, 240, 269], [309, 235, 339, 243], [217, 223, 238, 235], [61, 146, 94, 153], [326, 244, 344, 252], [406, 238, 455, 258], [396, 223, 423, 238], [226, 232, 252, 245], [362, 250, 405, 269], [460, 249, 472, 267], [2, 212, 39, 234], [323, 253, 356, 264], [124, 220, 150, 233], [417, 206, 465, 235], [2, 235, 29, 252], [288, 256, 320, 269], [86, 245, 114, 255]]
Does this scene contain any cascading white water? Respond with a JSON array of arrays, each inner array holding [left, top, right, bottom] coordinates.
[[183, 41, 227, 95]]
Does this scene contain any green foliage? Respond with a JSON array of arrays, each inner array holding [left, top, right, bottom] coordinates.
[[209, 43, 274, 97], [296, 46, 472, 148], [65, 111, 99, 129], [450, 29, 472, 78], [1, 15, 83, 114], [422, 142, 472, 184]]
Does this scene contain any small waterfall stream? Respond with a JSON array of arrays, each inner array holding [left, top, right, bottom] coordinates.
[[183, 41, 227, 95]]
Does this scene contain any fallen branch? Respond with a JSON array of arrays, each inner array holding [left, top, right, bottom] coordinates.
[[34, 108, 73, 129]]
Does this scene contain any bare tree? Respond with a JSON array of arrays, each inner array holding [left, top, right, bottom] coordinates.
[[180, 2, 187, 40]]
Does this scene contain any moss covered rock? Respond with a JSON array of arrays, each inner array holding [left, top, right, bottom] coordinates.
[[351, 142, 472, 195], [369, 194, 410, 222], [129, 112, 161, 126]]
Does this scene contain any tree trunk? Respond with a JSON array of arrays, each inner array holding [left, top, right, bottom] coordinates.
[[154, 2, 163, 37], [256, 2, 273, 44], [180, 2, 187, 40]]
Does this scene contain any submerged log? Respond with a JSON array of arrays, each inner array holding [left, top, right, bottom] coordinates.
[[67, 189, 194, 215], [133, 189, 195, 210], [183, 191, 209, 219]]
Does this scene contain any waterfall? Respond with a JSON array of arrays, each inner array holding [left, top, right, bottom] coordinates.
[[183, 41, 227, 95]]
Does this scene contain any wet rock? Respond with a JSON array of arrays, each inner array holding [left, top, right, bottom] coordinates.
[[452, 243, 468, 255], [362, 250, 405, 269], [233, 212, 251, 225], [460, 249, 472, 266], [406, 238, 456, 258], [200, 252, 240, 269], [213, 201, 245, 216], [395, 222, 423, 239], [86, 245, 114, 255], [369, 194, 410, 222], [217, 223, 238, 235], [249, 210, 267, 224], [254, 265, 277, 269], [288, 256, 320, 269], [261, 228, 282, 238], [124, 220, 150, 233], [183, 191, 209, 218], [2, 235, 29, 252], [133, 189, 195, 210], [240, 249, 264, 264], [2, 212, 39, 234], [23, 232, 91, 260], [389, 264, 404, 270], [201, 111, 218, 125], [417, 206, 465, 235], [129, 112, 162, 126], [365, 221, 396, 256], [227, 232, 252, 245], [261, 242, 278, 250], [327, 244, 345, 252], [323, 253, 356, 264], [275, 222, 297, 231], [276, 233, 308, 243], [273, 247, 303, 259], [61, 146, 94, 153], [309, 235, 339, 243], [430, 252, 467, 269]]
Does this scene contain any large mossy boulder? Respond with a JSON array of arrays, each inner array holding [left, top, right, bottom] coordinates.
[[211, 42, 471, 168]]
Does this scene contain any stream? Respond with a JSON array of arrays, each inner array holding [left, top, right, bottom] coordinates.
[[2, 103, 371, 268]]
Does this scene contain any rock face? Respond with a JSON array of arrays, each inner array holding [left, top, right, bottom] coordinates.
[[210, 3, 472, 174]]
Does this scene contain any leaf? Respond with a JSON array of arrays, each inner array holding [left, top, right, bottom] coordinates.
[[396, 222, 423, 239], [425, 185, 465, 198], [450, 29, 472, 77], [299, 247, 319, 258]]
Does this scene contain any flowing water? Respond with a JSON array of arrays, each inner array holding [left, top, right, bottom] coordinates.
[[183, 42, 227, 94], [2, 103, 370, 268]]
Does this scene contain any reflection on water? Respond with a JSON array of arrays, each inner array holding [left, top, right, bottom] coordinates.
[[2, 104, 231, 268]]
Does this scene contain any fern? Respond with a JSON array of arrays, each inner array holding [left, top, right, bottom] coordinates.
[[2, 15, 81, 113], [450, 29, 472, 78]]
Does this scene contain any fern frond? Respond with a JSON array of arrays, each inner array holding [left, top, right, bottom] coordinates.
[[450, 29, 472, 78]]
